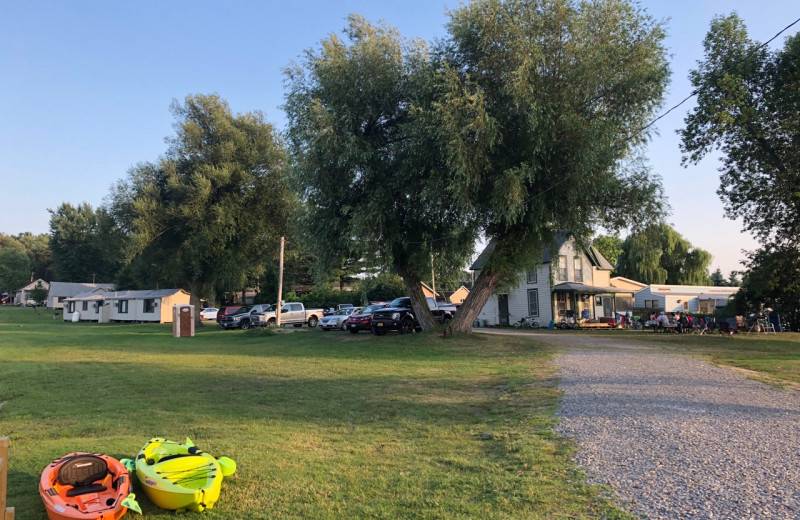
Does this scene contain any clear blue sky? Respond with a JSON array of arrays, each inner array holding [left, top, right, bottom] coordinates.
[[1, 0, 797, 275]]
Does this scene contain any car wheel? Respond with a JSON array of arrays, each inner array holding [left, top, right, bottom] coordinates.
[[340, 321, 348, 331], [307, 316, 318, 328], [371, 325, 386, 336], [399, 318, 414, 335], [240, 320, 250, 330], [267, 318, 276, 327]]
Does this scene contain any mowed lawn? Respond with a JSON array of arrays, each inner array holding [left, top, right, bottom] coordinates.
[[0, 307, 632, 520]]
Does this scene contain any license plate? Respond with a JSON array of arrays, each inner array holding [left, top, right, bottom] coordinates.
[[377, 323, 383, 327]]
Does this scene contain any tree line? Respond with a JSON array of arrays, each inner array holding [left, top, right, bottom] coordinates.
[[1, 2, 797, 330]]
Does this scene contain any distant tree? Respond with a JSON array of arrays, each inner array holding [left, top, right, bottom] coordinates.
[[49, 203, 122, 282], [0, 248, 31, 301], [355, 273, 406, 304], [108, 94, 294, 322], [732, 245, 800, 331], [680, 14, 800, 247], [616, 224, 712, 285], [29, 280, 48, 305], [0, 233, 24, 250], [592, 235, 624, 272], [728, 271, 741, 287], [15, 232, 52, 281], [710, 268, 727, 286], [439, 0, 670, 333], [284, 15, 479, 331]]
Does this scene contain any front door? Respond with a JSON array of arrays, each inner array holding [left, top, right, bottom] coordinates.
[[602, 296, 613, 318], [498, 294, 509, 326]]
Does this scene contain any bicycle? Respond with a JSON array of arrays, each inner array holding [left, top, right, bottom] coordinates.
[[512, 316, 540, 329]]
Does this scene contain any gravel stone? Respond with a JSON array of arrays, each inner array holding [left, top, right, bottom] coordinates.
[[551, 340, 800, 520]]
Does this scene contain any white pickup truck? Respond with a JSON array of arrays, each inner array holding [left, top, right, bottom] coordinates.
[[258, 302, 324, 328]]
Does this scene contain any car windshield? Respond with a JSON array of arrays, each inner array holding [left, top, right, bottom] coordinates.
[[388, 297, 409, 308], [238, 306, 253, 313], [334, 309, 350, 315], [364, 304, 384, 313]]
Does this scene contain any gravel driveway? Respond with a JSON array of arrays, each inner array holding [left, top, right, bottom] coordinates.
[[537, 334, 800, 520]]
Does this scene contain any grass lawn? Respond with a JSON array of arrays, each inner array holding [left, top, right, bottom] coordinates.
[[604, 329, 800, 387], [0, 307, 632, 520]]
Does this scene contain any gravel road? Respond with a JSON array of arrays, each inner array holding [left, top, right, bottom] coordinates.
[[542, 334, 800, 519]]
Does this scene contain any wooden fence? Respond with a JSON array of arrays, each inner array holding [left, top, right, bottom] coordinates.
[[0, 437, 14, 520]]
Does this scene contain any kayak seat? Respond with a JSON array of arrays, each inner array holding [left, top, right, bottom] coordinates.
[[57, 454, 109, 495]]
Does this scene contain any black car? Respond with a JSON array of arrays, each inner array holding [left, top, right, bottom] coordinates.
[[219, 305, 258, 330], [370, 297, 453, 335]]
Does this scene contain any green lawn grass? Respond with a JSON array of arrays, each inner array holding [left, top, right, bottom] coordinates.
[[603, 329, 800, 386], [0, 307, 632, 520]]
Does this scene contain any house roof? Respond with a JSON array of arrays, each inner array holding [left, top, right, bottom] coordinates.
[[48, 282, 115, 298], [610, 276, 647, 289], [15, 278, 48, 292], [66, 289, 188, 301], [470, 235, 613, 271], [553, 282, 629, 294]]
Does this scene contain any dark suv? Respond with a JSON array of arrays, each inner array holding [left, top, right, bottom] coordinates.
[[371, 297, 453, 335]]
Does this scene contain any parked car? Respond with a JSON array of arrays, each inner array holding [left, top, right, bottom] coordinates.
[[216, 306, 243, 323], [344, 303, 387, 334], [259, 302, 325, 328], [320, 307, 361, 331], [199, 307, 219, 321], [219, 305, 263, 330], [371, 297, 454, 335]]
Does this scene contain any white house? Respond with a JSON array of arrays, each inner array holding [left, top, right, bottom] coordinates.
[[471, 236, 632, 326], [634, 284, 739, 314], [47, 282, 115, 309], [14, 279, 49, 305], [63, 289, 191, 324]]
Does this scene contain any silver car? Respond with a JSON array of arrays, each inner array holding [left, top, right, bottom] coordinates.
[[320, 307, 360, 331]]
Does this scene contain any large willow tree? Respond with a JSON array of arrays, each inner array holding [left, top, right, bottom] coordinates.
[[284, 15, 479, 331], [616, 224, 712, 285], [440, 0, 670, 332], [109, 94, 293, 318]]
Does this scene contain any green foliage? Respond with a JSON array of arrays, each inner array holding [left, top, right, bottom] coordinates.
[[616, 224, 712, 285], [282, 286, 360, 310], [439, 0, 670, 331], [29, 280, 48, 304], [0, 247, 30, 296], [732, 245, 800, 331], [284, 15, 479, 330], [681, 14, 800, 247], [592, 234, 624, 271], [728, 271, 741, 287], [710, 268, 727, 286], [355, 273, 407, 304], [15, 232, 52, 280], [48, 202, 122, 282], [108, 94, 294, 305]]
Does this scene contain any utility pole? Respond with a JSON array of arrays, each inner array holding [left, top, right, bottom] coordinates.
[[430, 252, 436, 300], [276, 237, 285, 327]]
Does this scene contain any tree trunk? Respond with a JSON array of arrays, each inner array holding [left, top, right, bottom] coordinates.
[[399, 268, 438, 332], [445, 268, 503, 335], [189, 279, 203, 327]]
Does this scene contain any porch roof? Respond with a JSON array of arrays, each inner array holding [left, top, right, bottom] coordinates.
[[553, 282, 629, 294]]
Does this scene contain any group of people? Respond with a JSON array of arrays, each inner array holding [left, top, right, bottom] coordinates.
[[649, 311, 707, 333]]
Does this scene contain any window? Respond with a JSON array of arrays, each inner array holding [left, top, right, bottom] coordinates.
[[143, 299, 155, 313], [558, 255, 568, 280], [526, 269, 538, 284], [82, 301, 88, 311], [643, 300, 659, 309], [67, 302, 75, 313], [95, 300, 103, 313], [616, 296, 633, 311], [573, 257, 583, 282], [683, 301, 689, 310], [556, 292, 567, 317], [527, 289, 539, 317], [118, 300, 129, 313]]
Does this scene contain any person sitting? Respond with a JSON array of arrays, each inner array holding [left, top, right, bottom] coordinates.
[[656, 311, 670, 331]]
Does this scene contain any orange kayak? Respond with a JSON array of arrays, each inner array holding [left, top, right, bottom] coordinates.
[[39, 453, 134, 520]]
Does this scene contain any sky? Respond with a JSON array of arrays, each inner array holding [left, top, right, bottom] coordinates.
[[1, 0, 798, 276]]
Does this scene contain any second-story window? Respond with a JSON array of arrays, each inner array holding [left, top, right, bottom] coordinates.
[[574, 256, 583, 282], [526, 269, 537, 284], [558, 255, 568, 280]]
